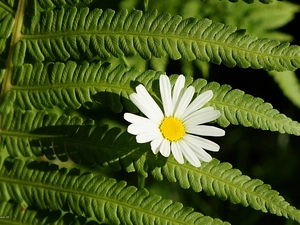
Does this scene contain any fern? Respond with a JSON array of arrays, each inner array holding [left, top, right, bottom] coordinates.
[[0, 201, 97, 225], [0, 158, 229, 225], [5, 119, 300, 223], [4, 62, 300, 136], [6, 61, 161, 112], [269, 71, 300, 109], [15, 8, 300, 71], [1, 0, 300, 224], [0, 110, 94, 157]]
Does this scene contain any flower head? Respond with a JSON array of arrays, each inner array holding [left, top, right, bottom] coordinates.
[[124, 75, 225, 167]]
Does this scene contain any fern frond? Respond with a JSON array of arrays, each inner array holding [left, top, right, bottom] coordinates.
[[0, 201, 96, 225], [17, 8, 300, 71], [6, 61, 162, 112], [6, 62, 300, 136], [0, 158, 230, 225], [28, 123, 149, 176], [24, 123, 300, 223], [187, 0, 298, 42], [269, 71, 300, 109], [196, 79, 300, 135], [0, 110, 94, 157], [151, 158, 300, 223]]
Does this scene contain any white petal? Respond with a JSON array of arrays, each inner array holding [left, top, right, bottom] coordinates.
[[172, 75, 185, 108], [184, 134, 220, 152], [150, 135, 164, 154], [184, 107, 220, 127], [178, 140, 201, 167], [186, 125, 225, 137], [183, 136, 212, 162], [159, 75, 173, 116], [174, 86, 195, 118], [130, 85, 164, 123], [136, 130, 160, 143], [182, 90, 213, 119], [183, 106, 214, 122], [159, 139, 171, 157], [124, 113, 156, 125], [128, 123, 157, 135], [171, 142, 184, 164]]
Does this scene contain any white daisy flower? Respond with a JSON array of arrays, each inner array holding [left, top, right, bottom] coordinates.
[[124, 75, 225, 167]]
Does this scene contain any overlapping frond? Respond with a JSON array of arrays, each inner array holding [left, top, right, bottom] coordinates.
[[150, 158, 300, 223], [0, 158, 229, 225], [0, 110, 94, 157], [269, 71, 300, 109], [192, 78, 300, 135], [16, 8, 300, 71], [5, 61, 162, 112], [13, 122, 300, 223], [5, 62, 300, 135], [1, 112, 147, 176], [0, 201, 95, 225]]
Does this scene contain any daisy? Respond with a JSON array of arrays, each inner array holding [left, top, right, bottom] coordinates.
[[124, 75, 225, 167]]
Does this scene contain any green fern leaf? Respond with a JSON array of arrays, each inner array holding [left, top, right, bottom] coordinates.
[[0, 201, 96, 224], [17, 8, 300, 71], [0, 158, 230, 225], [5, 61, 162, 112], [27, 123, 148, 176], [20, 123, 300, 223], [269, 71, 300, 109], [195, 79, 300, 135], [150, 158, 300, 223], [185, 0, 298, 42], [6, 62, 300, 135], [0, 110, 94, 158]]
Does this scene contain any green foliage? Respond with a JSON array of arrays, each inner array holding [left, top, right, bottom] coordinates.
[[0, 158, 229, 225], [269, 71, 300, 109], [15, 8, 300, 71], [0, 0, 300, 224], [0, 201, 95, 225]]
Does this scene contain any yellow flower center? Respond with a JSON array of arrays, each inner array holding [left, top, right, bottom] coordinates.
[[159, 117, 185, 142]]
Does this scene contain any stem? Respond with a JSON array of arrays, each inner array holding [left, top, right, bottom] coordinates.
[[144, 0, 149, 11], [138, 175, 145, 190]]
